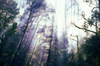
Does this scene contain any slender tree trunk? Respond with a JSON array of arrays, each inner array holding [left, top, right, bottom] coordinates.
[[98, 0, 100, 29], [11, 3, 33, 66], [95, 19, 98, 32], [22, 15, 43, 66], [98, 0, 100, 10], [47, 18, 54, 66]]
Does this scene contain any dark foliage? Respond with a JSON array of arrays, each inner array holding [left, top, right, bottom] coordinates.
[[0, 0, 20, 66]]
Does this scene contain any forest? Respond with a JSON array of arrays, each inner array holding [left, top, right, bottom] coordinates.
[[0, 0, 100, 66]]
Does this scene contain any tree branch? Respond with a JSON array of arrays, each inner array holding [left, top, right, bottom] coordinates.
[[91, 7, 99, 12], [81, 12, 88, 20], [73, 23, 97, 35]]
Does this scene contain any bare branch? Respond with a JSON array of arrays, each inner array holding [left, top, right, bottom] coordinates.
[[72, 23, 97, 35], [81, 12, 88, 20], [69, 38, 81, 45], [91, 7, 99, 12]]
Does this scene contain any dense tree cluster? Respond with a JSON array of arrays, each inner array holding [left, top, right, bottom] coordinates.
[[67, 0, 100, 66], [0, 0, 20, 66], [0, 0, 100, 66]]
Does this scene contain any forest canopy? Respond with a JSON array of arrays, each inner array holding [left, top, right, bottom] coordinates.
[[0, 0, 100, 66]]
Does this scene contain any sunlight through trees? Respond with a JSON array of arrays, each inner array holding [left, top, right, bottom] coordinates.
[[0, 0, 100, 66]]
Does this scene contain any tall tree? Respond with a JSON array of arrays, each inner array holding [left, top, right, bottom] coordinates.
[[11, 0, 46, 66]]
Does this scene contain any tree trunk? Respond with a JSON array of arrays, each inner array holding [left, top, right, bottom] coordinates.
[[47, 18, 54, 66], [11, 3, 33, 66]]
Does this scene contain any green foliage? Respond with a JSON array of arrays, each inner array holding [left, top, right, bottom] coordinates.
[[0, 0, 19, 33], [67, 34, 100, 66], [5, 22, 17, 38], [0, 0, 20, 66], [69, 1, 100, 65], [87, 10, 100, 27], [67, 35, 100, 66], [67, 53, 77, 66], [80, 35, 100, 66]]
